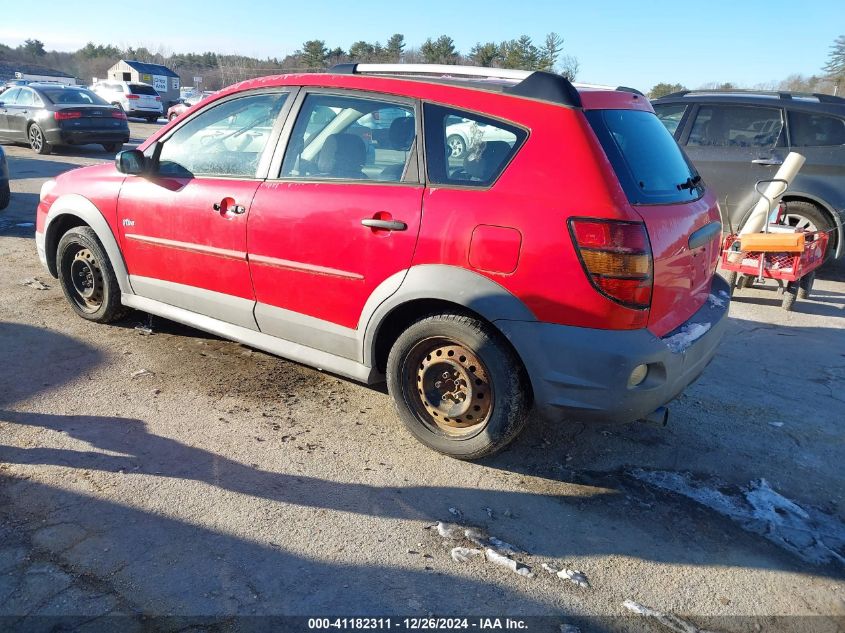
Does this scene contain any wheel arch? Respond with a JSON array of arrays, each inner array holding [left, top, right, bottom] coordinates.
[[44, 194, 133, 294], [781, 192, 844, 259], [363, 264, 536, 382]]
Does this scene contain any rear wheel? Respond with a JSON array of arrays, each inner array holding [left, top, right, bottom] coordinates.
[[386, 313, 531, 460], [57, 227, 126, 323], [446, 134, 466, 158], [28, 124, 51, 155], [780, 201, 834, 262]]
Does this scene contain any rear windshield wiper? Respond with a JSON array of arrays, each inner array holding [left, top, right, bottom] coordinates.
[[676, 175, 702, 191]]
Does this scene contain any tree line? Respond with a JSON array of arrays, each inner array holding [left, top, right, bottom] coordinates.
[[0, 33, 578, 91]]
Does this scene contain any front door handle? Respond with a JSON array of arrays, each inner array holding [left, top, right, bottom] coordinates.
[[361, 218, 407, 231], [751, 158, 783, 166], [213, 199, 246, 214]]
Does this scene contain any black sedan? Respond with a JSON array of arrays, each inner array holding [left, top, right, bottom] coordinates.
[[0, 84, 130, 155]]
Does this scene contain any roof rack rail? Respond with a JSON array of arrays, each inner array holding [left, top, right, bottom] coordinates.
[[328, 63, 582, 108], [657, 88, 845, 104]]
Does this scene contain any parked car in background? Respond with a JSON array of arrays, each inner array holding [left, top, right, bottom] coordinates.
[[35, 64, 729, 459], [652, 89, 845, 261], [0, 146, 9, 210], [166, 91, 214, 121], [91, 81, 163, 122], [0, 84, 129, 155], [445, 116, 518, 158]]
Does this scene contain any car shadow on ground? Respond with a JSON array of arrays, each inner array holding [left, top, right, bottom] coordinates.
[[2, 319, 842, 594]]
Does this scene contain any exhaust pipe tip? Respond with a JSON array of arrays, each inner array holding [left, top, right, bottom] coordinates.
[[639, 406, 669, 427]]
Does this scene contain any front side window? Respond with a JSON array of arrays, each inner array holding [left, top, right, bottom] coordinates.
[[788, 111, 845, 147], [158, 92, 287, 178], [688, 105, 784, 148], [0, 88, 21, 105], [652, 104, 687, 136], [280, 94, 417, 182], [423, 104, 526, 187]]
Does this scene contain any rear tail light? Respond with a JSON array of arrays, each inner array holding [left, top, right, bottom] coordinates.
[[126, 94, 140, 100], [54, 110, 82, 121], [155, 96, 161, 101], [568, 218, 653, 309], [111, 110, 127, 120]]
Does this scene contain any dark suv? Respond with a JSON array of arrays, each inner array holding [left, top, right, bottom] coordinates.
[[652, 90, 845, 260]]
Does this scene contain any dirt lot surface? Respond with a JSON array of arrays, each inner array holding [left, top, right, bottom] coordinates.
[[1, 122, 844, 632]]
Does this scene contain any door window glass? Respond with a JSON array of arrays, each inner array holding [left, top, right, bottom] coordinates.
[[652, 104, 687, 136], [0, 88, 21, 104], [16, 89, 34, 107], [788, 111, 845, 146], [158, 92, 287, 178], [281, 94, 416, 182], [423, 104, 526, 186], [688, 105, 783, 148]]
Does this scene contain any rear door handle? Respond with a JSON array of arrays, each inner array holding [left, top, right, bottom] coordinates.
[[361, 218, 407, 231], [751, 158, 783, 166]]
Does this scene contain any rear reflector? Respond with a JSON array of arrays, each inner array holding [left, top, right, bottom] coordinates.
[[569, 218, 653, 309], [54, 110, 82, 120]]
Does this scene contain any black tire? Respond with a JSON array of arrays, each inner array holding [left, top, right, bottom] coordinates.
[[103, 143, 122, 153], [57, 226, 127, 323], [386, 313, 531, 460], [780, 201, 834, 263], [741, 274, 756, 289], [798, 272, 815, 300], [146, 115, 159, 123], [0, 179, 9, 211], [446, 134, 466, 159], [725, 271, 738, 296], [28, 123, 51, 155], [782, 281, 798, 311]]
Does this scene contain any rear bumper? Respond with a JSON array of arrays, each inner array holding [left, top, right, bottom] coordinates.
[[46, 129, 130, 146], [497, 274, 730, 423]]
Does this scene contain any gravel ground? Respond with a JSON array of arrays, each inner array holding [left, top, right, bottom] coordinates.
[[0, 121, 843, 632]]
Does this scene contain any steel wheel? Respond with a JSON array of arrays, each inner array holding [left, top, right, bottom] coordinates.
[[66, 247, 105, 313], [404, 337, 493, 438]]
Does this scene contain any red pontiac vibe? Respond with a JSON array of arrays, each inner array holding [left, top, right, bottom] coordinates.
[[35, 64, 728, 459]]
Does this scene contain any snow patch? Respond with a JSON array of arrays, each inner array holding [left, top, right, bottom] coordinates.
[[707, 294, 726, 308], [485, 548, 533, 577], [450, 547, 482, 563], [663, 323, 711, 354], [631, 470, 845, 565], [622, 600, 704, 633]]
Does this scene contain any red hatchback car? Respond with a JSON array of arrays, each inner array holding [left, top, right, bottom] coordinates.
[[36, 64, 729, 459]]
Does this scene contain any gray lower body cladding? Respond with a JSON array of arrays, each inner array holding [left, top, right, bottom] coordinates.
[[496, 275, 730, 423]]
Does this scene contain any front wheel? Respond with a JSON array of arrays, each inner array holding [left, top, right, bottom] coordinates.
[[386, 313, 531, 460], [57, 227, 127, 323], [28, 124, 51, 155]]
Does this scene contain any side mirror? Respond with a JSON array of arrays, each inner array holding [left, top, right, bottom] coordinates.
[[115, 149, 146, 175]]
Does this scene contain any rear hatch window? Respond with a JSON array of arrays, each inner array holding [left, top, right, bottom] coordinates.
[[586, 109, 703, 205], [129, 84, 158, 95]]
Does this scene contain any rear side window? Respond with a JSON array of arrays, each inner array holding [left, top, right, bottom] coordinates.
[[788, 111, 845, 146], [129, 84, 158, 95], [652, 103, 687, 136], [16, 89, 35, 107], [423, 104, 526, 187], [688, 105, 784, 148], [586, 109, 703, 205]]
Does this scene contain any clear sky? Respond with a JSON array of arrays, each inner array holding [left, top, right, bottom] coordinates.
[[1, 0, 841, 90]]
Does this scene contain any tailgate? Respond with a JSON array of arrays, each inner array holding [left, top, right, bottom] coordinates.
[[634, 196, 722, 336], [584, 108, 723, 336]]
